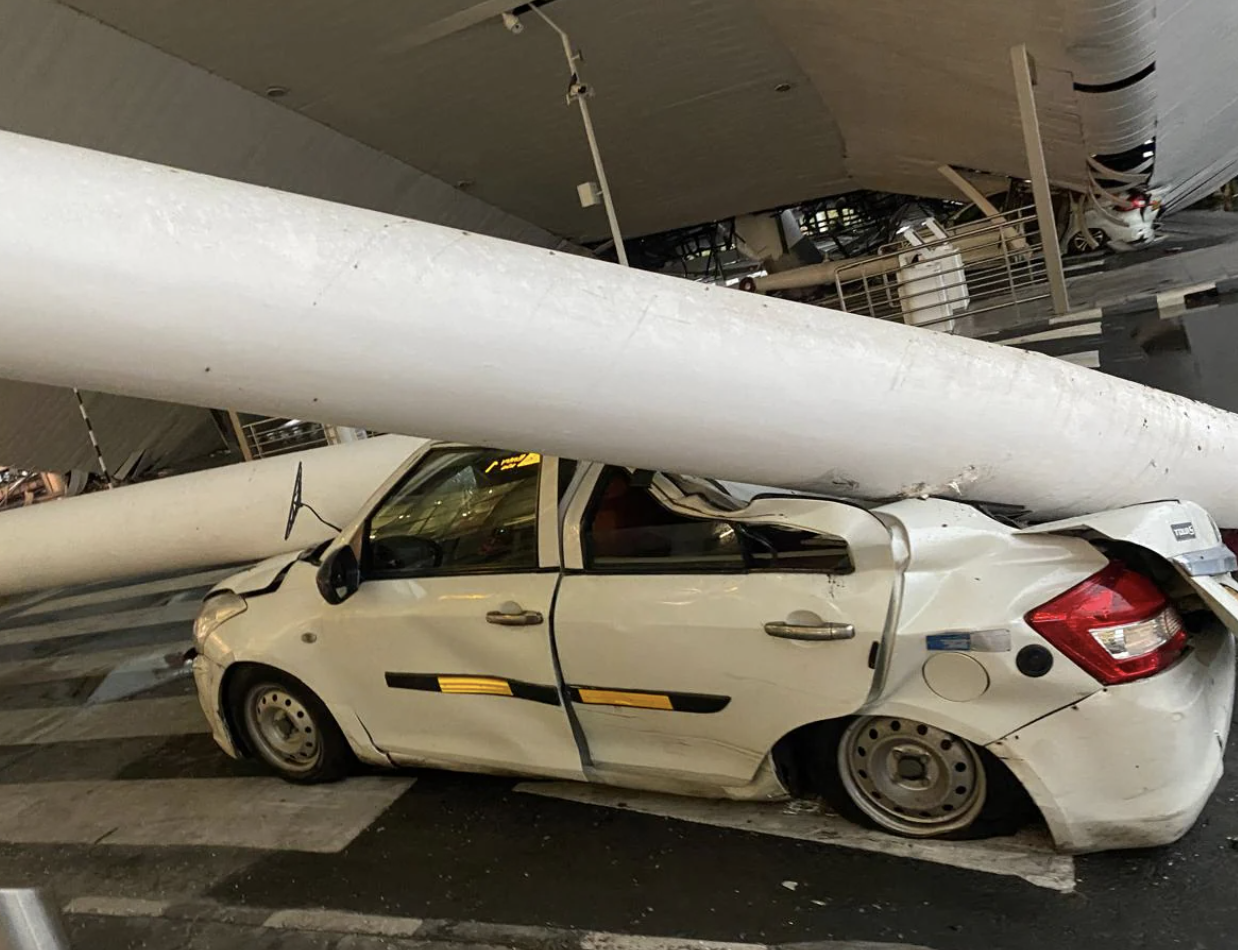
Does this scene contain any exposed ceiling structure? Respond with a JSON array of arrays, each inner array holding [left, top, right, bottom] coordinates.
[[0, 0, 569, 475], [55, 0, 1238, 243], [0, 381, 222, 477], [0, 0, 565, 247], [54, 0, 854, 242], [3, 0, 1237, 476], [1154, 0, 1238, 209]]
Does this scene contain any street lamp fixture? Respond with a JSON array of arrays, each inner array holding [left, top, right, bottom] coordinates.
[[504, 6, 628, 266]]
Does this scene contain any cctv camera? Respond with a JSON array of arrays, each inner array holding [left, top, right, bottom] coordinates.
[[502, 12, 524, 34]]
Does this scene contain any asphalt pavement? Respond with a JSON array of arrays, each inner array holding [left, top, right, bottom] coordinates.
[[0, 568, 1236, 950]]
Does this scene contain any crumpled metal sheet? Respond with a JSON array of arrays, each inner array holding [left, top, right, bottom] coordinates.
[[748, 0, 1234, 211], [1153, 0, 1238, 211], [0, 379, 223, 475]]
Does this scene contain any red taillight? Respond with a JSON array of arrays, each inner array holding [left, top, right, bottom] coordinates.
[[1025, 562, 1186, 685]]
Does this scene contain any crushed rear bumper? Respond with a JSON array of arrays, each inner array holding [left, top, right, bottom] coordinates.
[[988, 626, 1234, 853]]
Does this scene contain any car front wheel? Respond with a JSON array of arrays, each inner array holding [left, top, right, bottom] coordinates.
[[820, 716, 1029, 840], [229, 667, 351, 783]]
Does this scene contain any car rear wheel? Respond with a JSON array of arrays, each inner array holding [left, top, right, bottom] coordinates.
[[803, 716, 1031, 840], [838, 716, 988, 837], [229, 667, 351, 783]]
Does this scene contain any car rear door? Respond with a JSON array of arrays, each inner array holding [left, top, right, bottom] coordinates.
[[552, 465, 897, 788], [322, 447, 584, 780]]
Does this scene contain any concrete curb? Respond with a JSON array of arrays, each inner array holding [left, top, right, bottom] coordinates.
[[986, 275, 1238, 345], [63, 895, 934, 950], [975, 275, 1238, 370]]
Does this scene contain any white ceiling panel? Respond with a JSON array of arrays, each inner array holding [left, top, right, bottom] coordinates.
[[59, 0, 854, 239], [51, 0, 1238, 231]]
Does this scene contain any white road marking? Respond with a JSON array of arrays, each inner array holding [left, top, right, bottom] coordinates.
[[1048, 307, 1101, 326], [1059, 349, 1101, 369], [0, 602, 201, 647], [517, 782, 1076, 894], [0, 696, 208, 745], [8, 567, 237, 620], [66, 898, 933, 950], [87, 657, 193, 705], [1002, 321, 1101, 345], [0, 644, 189, 687], [1157, 281, 1219, 318], [583, 935, 758, 950], [64, 897, 173, 917], [0, 588, 69, 618], [0, 776, 413, 852], [264, 908, 424, 937]]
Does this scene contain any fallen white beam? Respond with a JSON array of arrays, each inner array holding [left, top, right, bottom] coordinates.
[[0, 131, 1236, 525], [0, 436, 422, 596]]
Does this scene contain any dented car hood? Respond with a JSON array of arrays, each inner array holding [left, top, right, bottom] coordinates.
[[209, 549, 307, 598]]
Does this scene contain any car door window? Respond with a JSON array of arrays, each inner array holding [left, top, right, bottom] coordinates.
[[737, 523, 853, 573], [583, 468, 853, 575], [366, 448, 541, 577], [583, 467, 745, 572]]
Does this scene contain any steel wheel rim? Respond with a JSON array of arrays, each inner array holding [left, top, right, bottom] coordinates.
[[838, 716, 987, 836], [243, 683, 322, 774]]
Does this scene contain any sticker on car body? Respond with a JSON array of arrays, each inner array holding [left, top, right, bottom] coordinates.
[[926, 630, 1011, 652], [1172, 521, 1198, 541]]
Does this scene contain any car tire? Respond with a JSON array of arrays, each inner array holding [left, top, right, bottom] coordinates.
[[802, 717, 1032, 840], [228, 666, 352, 784], [1067, 228, 1110, 256], [1066, 231, 1092, 255]]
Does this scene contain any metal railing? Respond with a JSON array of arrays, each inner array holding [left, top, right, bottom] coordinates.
[[828, 204, 1053, 331], [239, 417, 332, 460], [0, 471, 65, 512], [230, 415, 376, 461]]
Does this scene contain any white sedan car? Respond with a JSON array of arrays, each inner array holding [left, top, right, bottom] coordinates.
[[1063, 195, 1161, 255], [192, 444, 1238, 853]]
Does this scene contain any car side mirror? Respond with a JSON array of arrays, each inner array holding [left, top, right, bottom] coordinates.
[[316, 543, 360, 605]]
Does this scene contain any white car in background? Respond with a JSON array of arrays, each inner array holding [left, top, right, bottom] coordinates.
[[949, 189, 1161, 256], [1063, 192, 1161, 255], [192, 443, 1238, 853]]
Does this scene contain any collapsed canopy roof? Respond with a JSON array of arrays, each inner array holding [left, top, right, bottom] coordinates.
[[55, 0, 1238, 239]]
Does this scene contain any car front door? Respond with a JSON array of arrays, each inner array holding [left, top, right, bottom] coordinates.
[[553, 465, 896, 788], [325, 446, 583, 780]]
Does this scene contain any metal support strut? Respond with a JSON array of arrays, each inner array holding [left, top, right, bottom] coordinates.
[[1011, 44, 1070, 316], [531, 5, 628, 267]]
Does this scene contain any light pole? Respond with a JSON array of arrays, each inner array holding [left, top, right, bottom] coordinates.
[[508, 6, 628, 266]]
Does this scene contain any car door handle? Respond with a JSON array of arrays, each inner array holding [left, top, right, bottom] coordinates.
[[486, 609, 544, 627], [764, 621, 855, 641]]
